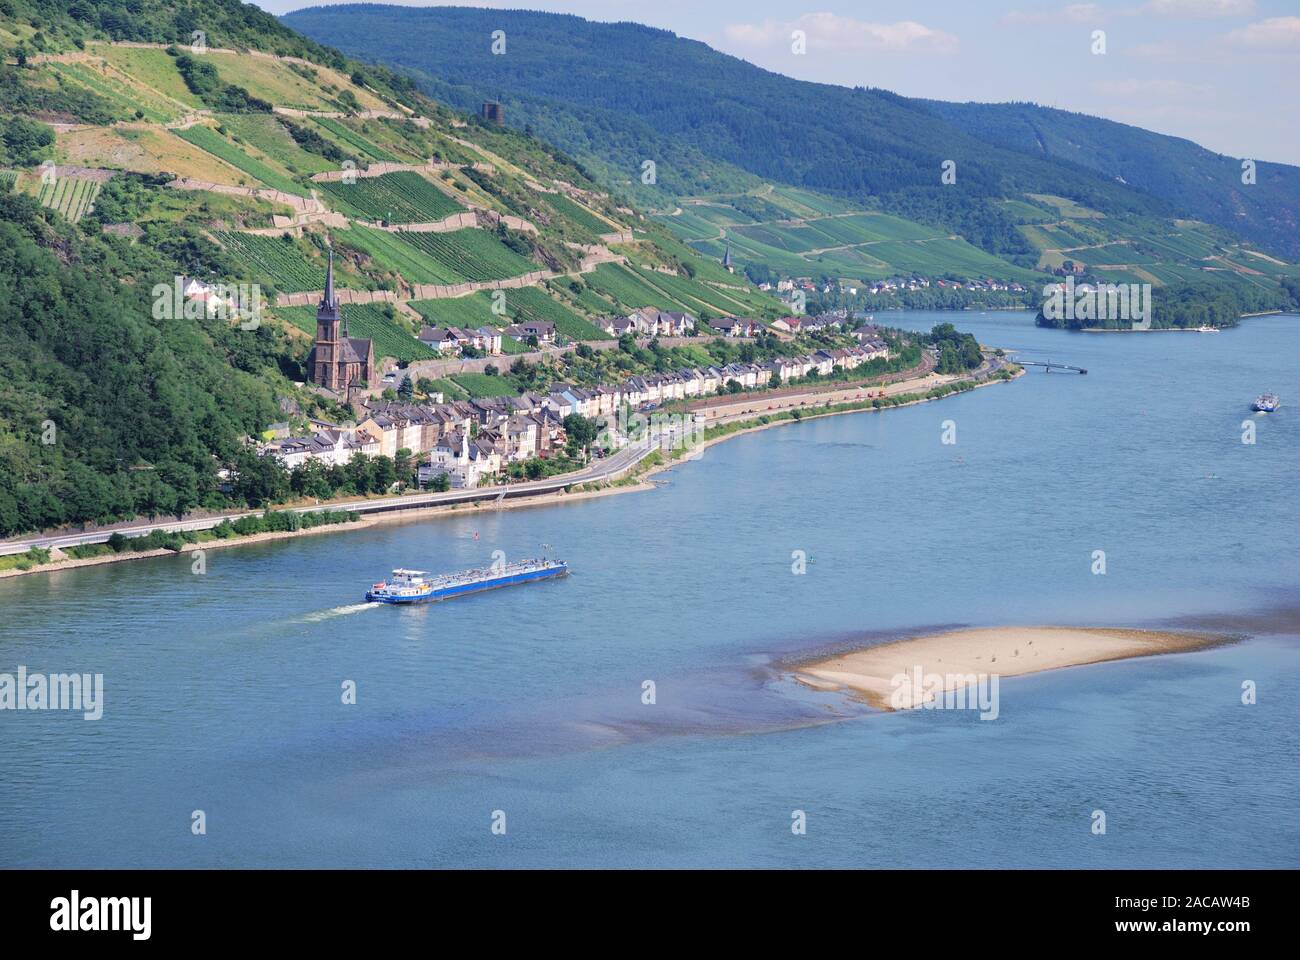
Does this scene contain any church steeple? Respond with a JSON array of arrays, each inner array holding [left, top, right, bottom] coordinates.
[[322, 247, 337, 311]]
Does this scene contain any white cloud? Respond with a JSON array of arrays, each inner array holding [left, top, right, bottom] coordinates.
[[1144, 0, 1255, 16], [1224, 16, 1300, 48], [1003, 4, 1108, 26], [723, 13, 958, 56]]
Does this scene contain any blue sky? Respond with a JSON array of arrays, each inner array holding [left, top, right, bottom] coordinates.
[[262, 1, 1300, 165]]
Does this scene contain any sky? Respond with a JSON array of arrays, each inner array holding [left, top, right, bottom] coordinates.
[[260, 0, 1300, 165]]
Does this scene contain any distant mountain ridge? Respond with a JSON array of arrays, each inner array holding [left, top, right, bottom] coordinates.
[[284, 4, 1300, 261], [921, 100, 1299, 260]]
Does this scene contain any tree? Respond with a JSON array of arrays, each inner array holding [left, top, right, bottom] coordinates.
[[397, 376, 414, 401], [232, 449, 289, 507], [562, 413, 600, 455], [394, 448, 415, 486]]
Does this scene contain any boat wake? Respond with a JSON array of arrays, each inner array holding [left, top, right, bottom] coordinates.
[[297, 602, 382, 623]]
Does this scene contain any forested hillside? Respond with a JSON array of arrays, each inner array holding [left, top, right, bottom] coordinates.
[[286, 6, 1167, 257], [922, 100, 1300, 262], [285, 4, 1300, 263]]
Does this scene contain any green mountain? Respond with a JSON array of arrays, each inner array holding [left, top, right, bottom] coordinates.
[[923, 100, 1300, 261], [283, 5, 1300, 266], [0, 0, 782, 538]]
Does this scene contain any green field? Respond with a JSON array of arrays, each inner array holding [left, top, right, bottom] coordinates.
[[397, 229, 538, 282], [586, 262, 683, 311], [450, 372, 519, 397], [211, 232, 324, 292], [175, 126, 305, 195], [317, 171, 464, 223], [409, 294, 531, 350], [421, 377, 469, 400]]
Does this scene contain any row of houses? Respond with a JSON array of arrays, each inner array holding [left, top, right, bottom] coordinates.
[[864, 276, 1028, 295], [597, 308, 698, 338], [762, 275, 1028, 297], [265, 397, 573, 488], [265, 335, 892, 486], [543, 338, 891, 415], [417, 321, 560, 357], [771, 312, 848, 334], [418, 325, 505, 355]]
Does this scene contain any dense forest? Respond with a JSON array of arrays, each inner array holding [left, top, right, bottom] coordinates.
[[0, 189, 287, 535]]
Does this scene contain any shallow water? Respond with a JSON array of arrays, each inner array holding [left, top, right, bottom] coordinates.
[[1, 310, 1297, 867]]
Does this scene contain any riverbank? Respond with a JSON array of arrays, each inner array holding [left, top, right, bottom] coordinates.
[[0, 365, 1017, 579], [790, 626, 1231, 711]]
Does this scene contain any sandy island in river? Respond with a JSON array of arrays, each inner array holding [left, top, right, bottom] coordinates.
[[791, 626, 1229, 711]]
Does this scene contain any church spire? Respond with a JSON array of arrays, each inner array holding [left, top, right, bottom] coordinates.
[[323, 246, 337, 310]]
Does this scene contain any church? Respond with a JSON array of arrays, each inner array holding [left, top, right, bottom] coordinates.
[[307, 249, 375, 397]]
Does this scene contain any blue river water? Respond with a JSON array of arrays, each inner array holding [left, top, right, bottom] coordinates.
[[2, 310, 1297, 868]]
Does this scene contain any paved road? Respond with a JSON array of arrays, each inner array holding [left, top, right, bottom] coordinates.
[[0, 443, 652, 556], [2, 360, 1006, 557]]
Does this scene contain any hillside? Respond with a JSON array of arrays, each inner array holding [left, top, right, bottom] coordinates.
[[284, 4, 1300, 267], [922, 100, 1300, 262], [0, 0, 784, 538]]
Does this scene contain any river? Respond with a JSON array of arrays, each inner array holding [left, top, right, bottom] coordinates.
[[2, 310, 1297, 867]]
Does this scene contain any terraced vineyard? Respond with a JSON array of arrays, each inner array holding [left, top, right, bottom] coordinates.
[[660, 187, 1051, 283], [411, 295, 498, 328], [398, 228, 538, 281], [411, 297, 534, 353], [340, 225, 463, 284], [216, 114, 337, 176], [628, 266, 776, 317], [45, 61, 181, 123], [36, 176, 103, 223], [585, 262, 684, 311], [176, 126, 306, 195], [211, 232, 322, 292], [311, 117, 400, 162], [564, 282, 619, 315], [492, 286, 608, 339], [317, 171, 462, 223], [542, 193, 616, 235]]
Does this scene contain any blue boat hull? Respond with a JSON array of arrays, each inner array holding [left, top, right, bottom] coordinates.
[[366, 566, 568, 604]]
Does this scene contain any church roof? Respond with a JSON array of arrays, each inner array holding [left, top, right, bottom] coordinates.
[[345, 337, 371, 363]]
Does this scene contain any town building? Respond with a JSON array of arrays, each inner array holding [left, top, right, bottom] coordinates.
[[307, 251, 375, 396]]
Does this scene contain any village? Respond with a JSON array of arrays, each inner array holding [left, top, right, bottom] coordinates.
[[263, 293, 894, 490], [764, 275, 1029, 299]]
